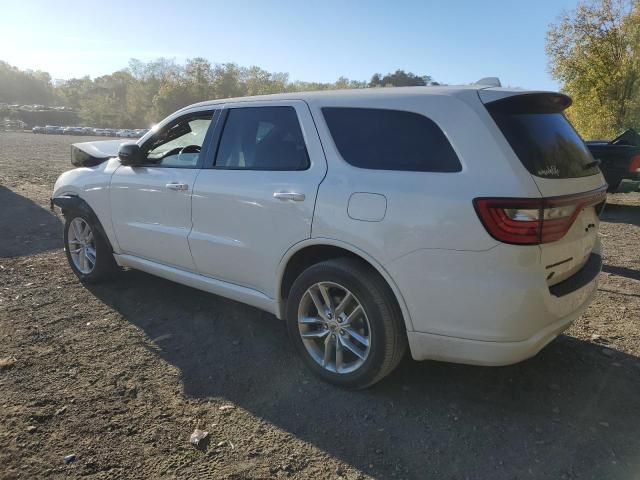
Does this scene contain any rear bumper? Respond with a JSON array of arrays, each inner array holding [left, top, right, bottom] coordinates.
[[549, 253, 601, 297], [386, 243, 601, 365], [407, 296, 591, 365]]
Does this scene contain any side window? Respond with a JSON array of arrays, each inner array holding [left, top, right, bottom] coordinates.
[[215, 106, 309, 170], [322, 107, 461, 172], [145, 114, 213, 168]]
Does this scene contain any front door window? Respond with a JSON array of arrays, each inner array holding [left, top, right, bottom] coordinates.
[[145, 115, 213, 168]]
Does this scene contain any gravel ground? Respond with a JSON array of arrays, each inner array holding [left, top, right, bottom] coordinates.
[[0, 131, 639, 479]]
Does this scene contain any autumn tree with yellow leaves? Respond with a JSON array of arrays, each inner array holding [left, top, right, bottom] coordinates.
[[547, 0, 640, 139]]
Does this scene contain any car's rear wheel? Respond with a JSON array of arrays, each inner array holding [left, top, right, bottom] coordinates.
[[286, 258, 407, 389], [63, 213, 118, 283]]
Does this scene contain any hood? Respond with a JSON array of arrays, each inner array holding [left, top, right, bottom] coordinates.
[[71, 139, 127, 167]]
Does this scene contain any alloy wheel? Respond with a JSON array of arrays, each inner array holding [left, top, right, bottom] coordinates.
[[67, 218, 96, 274], [297, 281, 371, 374]]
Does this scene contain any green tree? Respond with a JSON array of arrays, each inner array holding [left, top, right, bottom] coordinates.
[[55, 76, 93, 109], [78, 71, 136, 127], [1, 58, 438, 127], [0, 61, 55, 104], [369, 70, 433, 87], [546, 0, 640, 139]]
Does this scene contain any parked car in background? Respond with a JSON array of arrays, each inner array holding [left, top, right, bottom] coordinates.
[[27, 124, 146, 136], [45, 125, 64, 134], [63, 127, 85, 135], [586, 129, 640, 192], [116, 129, 136, 138], [51, 84, 606, 388]]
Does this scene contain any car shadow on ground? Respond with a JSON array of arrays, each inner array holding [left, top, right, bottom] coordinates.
[[603, 264, 640, 282], [0, 186, 62, 257], [88, 271, 640, 479], [601, 202, 640, 227]]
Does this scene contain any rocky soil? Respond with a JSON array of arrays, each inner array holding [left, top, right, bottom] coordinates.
[[1, 131, 639, 479]]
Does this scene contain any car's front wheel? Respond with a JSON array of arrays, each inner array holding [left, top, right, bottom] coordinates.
[[63, 213, 118, 283], [286, 258, 407, 389]]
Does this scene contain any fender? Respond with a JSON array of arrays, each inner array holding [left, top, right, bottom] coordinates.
[[275, 237, 415, 332], [51, 194, 114, 253]]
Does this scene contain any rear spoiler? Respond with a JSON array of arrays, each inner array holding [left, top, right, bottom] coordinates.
[[480, 91, 572, 113], [71, 139, 125, 167]]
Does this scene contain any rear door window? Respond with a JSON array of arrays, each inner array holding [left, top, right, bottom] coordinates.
[[322, 107, 461, 172], [486, 95, 599, 179]]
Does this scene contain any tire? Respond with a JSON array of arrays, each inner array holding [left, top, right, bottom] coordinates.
[[286, 258, 407, 389], [63, 211, 119, 283]]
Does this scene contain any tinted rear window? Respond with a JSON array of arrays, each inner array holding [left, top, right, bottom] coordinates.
[[322, 107, 461, 172], [486, 96, 599, 179]]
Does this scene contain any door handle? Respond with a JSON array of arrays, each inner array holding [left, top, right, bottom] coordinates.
[[273, 191, 305, 202], [166, 183, 189, 191]]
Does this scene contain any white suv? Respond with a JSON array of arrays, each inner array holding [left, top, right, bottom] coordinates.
[[51, 84, 606, 388]]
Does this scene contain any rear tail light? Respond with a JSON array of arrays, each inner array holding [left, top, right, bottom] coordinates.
[[629, 154, 640, 173], [474, 186, 607, 245]]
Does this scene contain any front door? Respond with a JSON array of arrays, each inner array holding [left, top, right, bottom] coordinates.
[[189, 101, 327, 297], [110, 111, 216, 271]]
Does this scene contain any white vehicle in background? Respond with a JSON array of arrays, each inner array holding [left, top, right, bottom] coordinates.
[[51, 81, 606, 388], [116, 129, 134, 138], [122, 129, 139, 138]]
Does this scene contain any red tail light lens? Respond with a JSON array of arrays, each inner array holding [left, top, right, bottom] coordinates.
[[474, 187, 607, 245], [629, 155, 640, 173]]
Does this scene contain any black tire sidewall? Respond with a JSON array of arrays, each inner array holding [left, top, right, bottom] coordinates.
[[286, 260, 395, 389]]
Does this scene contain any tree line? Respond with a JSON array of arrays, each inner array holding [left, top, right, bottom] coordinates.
[[546, 0, 640, 139], [6, 0, 635, 141], [0, 59, 437, 128]]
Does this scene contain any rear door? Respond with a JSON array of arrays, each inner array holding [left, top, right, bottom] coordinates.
[[482, 91, 607, 284], [188, 100, 327, 297]]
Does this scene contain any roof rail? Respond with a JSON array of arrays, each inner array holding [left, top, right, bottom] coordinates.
[[474, 77, 502, 87]]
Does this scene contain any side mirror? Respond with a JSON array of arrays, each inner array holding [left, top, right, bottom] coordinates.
[[119, 143, 145, 166]]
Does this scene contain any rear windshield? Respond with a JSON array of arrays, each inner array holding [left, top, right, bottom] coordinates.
[[486, 96, 599, 179]]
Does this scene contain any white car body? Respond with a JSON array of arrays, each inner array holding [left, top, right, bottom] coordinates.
[[52, 85, 606, 369]]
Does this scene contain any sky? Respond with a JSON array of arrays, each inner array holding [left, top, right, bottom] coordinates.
[[0, 0, 580, 90]]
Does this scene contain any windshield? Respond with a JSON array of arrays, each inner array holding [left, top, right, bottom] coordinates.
[[487, 96, 600, 179]]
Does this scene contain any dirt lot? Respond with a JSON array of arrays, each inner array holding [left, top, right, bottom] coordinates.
[[0, 131, 639, 479]]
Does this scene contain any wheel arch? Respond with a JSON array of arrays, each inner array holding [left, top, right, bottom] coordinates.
[[276, 238, 414, 331], [53, 194, 115, 253]]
